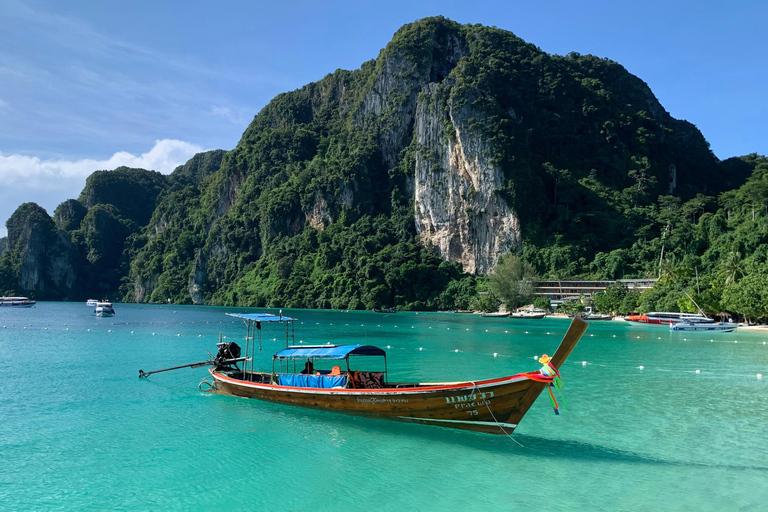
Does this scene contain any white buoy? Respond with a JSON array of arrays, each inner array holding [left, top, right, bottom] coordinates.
[[152, 333, 155, 335], [638, 365, 644, 370], [695, 370, 701, 374], [525, 331, 529, 334], [87, 329, 90, 332], [582, 361, 587, 366], [108, 330, 111, 333], [419, 347, 423, 351], [613, 335, 616, 337], [387, 345, 391, 349], [485, 329, 488, 332], [533, 356, 538, 360], [735, 340, 738, 343], [590, 334, 594, 337], [454, 349, 459, 353], [493, 353, 498, 357], [198, 335, 202, 337], [758, 374, 763, 379], [23, 327, 27, 329], [44, 327, 48, 330]]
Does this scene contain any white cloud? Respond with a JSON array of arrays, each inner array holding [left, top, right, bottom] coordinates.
[[0, 139, 204, 237], [212, 105, 251, 125], [0, 139, 204, 190]]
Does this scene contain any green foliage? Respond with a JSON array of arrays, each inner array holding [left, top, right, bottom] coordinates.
[[592, 282, 628, 314], [487, 253, 537, 310], [722, 272, 768, 321], [533, 296, 551, 311]]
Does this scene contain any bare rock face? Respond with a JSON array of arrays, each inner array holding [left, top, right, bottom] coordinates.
[[188, 249, 207, 305], [414, 83, 521, 274]]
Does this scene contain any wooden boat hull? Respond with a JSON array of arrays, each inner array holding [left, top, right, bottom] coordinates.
[[209, 317, 588, 434], [212, 371, 551, 434]]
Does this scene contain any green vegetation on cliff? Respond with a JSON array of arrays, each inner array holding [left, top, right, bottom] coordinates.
[[1, 17, 766, 321]]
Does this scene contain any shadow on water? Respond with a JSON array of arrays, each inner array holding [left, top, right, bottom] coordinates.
[[208, 393, 768, 472]]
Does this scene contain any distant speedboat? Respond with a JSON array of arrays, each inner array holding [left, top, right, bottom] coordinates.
[[625, 312, 714, 325], [509, 308, 547, 319], [86, 299, 98, 307], [584, 313, 614, 321], [670, 321, 737, 333], [0, 296, 36, 307], [94, 302, 115, 317]]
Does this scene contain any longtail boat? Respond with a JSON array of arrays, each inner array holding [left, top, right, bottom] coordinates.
[[140, 313, 588, 435]]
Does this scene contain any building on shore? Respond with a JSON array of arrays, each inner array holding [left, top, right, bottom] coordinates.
[[534, 279, 656, 304]]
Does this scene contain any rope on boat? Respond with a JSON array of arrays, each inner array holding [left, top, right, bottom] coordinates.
[[469, 381, 525, 448], [166, 373, 209, 389], [199, 378, 216, 391]]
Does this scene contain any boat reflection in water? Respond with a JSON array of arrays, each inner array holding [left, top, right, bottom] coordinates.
[[140, 313, 589, 435]]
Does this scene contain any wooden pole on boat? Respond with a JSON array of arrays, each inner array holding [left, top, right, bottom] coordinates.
[[504, 317, 588, 425], [549, 317, 589, 371]]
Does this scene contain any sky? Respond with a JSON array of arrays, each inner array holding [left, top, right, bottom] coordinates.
[[1, 0, 766, 237]]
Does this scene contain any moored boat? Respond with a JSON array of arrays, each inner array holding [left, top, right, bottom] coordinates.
[[625, 312, 714, 325], [0, 296, 36, 307], [480, 311, 510, 318], [94, 302, 115, 317], [670, 321, 737, 332], [509, 308, 547, 319], [584, 313, 614, 321], [139, 313, 588, 435]]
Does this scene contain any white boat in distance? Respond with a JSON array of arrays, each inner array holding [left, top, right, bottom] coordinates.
[[94, 302, 115, 317], [670, 321, 737, 333], [0, 296, 36, 307], [86, 299, 98, 307], [480, 311, 511, 318], [625, 312, 714, 325], [509, 308, 547, 319]]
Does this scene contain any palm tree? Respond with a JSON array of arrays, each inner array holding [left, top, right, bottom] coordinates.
[[719, 251, 744, 287]]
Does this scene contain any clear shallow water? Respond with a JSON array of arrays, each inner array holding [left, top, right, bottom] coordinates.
[[1, 303, 767, 511]]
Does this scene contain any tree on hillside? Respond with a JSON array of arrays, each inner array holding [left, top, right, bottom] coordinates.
[[488, 254, 537, 310]]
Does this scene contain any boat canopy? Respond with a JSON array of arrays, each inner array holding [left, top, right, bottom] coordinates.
[[274, 344, 386, 360], [226, 313, 296, 323]]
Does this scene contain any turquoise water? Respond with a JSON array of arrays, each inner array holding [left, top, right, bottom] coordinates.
[[1, 303, 767, 511]]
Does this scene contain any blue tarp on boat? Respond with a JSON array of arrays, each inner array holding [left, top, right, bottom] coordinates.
[[274, 344, 386, 360], [278, 374, 347, 388]]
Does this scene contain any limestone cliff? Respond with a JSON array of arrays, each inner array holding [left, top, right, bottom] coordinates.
[[414, 83, 520, 274]]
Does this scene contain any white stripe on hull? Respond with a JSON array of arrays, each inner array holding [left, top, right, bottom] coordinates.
[[398, 417, 518, 429]]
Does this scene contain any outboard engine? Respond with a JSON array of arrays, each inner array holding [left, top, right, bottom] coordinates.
[[215, 342, 241, 365]]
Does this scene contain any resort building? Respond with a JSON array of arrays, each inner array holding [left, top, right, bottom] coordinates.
[[533, 279, 657, 302]]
